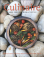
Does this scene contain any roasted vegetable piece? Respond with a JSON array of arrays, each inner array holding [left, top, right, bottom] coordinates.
[[14, 31, 18, 35], [34, 33, 36, 36], [11, 24, 20, 32], [21, 30, 26, 31], [23, 23, 34, 31], [28, 37, 31, 39], [10, 29, 11, 33], [30, 40, 34, 42], [21, 36, 25, 41], [27, 33, 31, 37], [18, 40, 21, 46], [22, 20, 25, 23], [32, 28, 36, 31], [30, 35, 32, 38], [20, 24, 23, 27], [16, 22, 20, 27], [14, 22, 17, 24]]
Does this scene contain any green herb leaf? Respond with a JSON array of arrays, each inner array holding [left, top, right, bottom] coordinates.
[[22, 42, 31, 47], [31, 31, 34, 34], [23, 32, 27, 34], [17, 31, 22, 36], [24, 37, 27, 40], [31, 36, 35, 40], [21, 34, 24, 38], [10, 32, 13, 35]]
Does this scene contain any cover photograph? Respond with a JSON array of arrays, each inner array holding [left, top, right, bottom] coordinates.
[[0, 0, 44, 57]]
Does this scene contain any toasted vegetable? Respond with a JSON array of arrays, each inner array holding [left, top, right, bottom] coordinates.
[[10, 29, 11, 33], [23, 23, 34, 31], [32, 28, 36, 31], [30, 35, 32, 38], [21, 36, 24, 41], [34, 33, 36, 36], [14, 22, 17, 24], [16, 22, 20, 27], [22, 40, 25, 43], [27, 33, 31, 37], [21, 30, 26, 31], [30, 40, 34, 42], [22, 20, 25, 23], [14, 31, 18, 35], [18, 40, 21, 46], [20, 24, 23, 27], [28, 37, 31, 39]]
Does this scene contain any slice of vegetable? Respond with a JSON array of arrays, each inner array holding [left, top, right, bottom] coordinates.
[[22, 40, 25, 43], [22, 20, 25, 23], [21, 30, 26, 31], [23, 39, 29, 44], [14, 22, 17, 24], [14, 31, 18, 35], [21, 36, 24, 41], [28, 37, 31, 39], [17, 31, 22, 36], [16, 23, 20, 27], [30, 35, 32, 38], [32, 28, 36, 31], [10, 29, 11, 33], [30, 40, 34, 42], [22, 42, 31, 47], [20, 27, 22, 29], [18, 40, 21, 46], [27, 33, 31, 37], [34, 33, 36, 36], [20, 24, 23, 27]]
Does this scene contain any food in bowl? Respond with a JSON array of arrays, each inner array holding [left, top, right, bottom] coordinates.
[[9, 19, 36, 47]]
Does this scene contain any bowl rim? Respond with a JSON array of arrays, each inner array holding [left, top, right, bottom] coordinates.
[[6, 16, 38, 49]]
